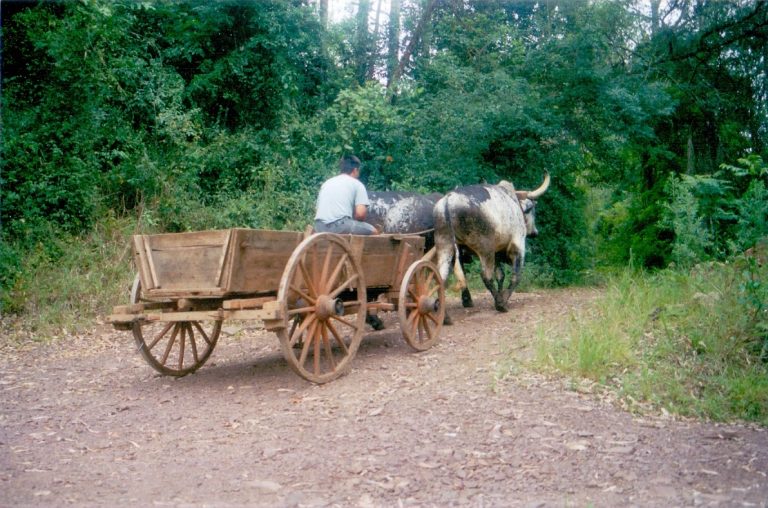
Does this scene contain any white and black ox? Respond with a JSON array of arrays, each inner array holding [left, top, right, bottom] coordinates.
[[366, 191, 442, 246], [362, 191, 441, 330], [433, 173, 550, 314]]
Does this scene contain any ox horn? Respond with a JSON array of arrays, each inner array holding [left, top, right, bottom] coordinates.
[[516, 171, 550, 200]]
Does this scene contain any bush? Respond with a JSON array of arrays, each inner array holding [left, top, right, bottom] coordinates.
[[529, 260, 768, 425], [0, 216, 136, 341]]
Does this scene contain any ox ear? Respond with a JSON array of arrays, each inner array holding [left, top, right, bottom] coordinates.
[[497, 180, 516, 197]]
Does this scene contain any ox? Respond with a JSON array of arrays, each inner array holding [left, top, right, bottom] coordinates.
[[360, 191, 441, 330], [366, 189, 484, 315], [433, 173, 550, 314], [366, 191, 442, 246]]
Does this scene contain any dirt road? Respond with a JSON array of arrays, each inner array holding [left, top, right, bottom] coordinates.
[[1, 288, 766, 507]]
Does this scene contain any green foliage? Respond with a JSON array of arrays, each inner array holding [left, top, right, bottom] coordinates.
[[531, 262, 768, 425], [0, 216, 135, 339], [661, 175, 711, 268]]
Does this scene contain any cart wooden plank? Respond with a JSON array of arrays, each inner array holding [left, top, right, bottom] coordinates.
[[132, 229, 304, 298]]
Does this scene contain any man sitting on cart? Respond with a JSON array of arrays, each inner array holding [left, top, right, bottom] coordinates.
[[314, 154, 379, 235], [314, 154, 385, 330]]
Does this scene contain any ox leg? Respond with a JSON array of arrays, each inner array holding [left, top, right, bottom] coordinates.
[[495, 264, 510, 312], [499, 254, 522, 308], [366, 312, 385, 331], [435, 242, 456, 325], [460, 257, 474, 308], [461, 288, 473, 308], [478, 255, 506, 313]]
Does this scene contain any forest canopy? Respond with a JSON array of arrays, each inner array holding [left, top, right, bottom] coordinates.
[[1, 0, 767, 312]]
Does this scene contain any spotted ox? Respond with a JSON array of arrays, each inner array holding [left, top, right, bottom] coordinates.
[[359, 191, 442, 330], [366, 191, 442, 248], [433, 173, 550, 314]]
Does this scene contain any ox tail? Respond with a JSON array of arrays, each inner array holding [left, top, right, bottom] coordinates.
[[442, 198, 468, 292], [452, 244, 467, 292]]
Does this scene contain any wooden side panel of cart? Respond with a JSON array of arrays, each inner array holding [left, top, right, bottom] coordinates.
[[345, 234, 424, 290], [133, 229, 424, 299], [133, 229, 305, 298]]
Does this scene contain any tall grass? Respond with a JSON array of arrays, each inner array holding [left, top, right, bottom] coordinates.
[[530, 258, 768, 425], [0, 216, 137, 342]]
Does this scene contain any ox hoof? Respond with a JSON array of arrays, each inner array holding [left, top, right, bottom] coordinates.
[[443, 314, 453, 326], [494, 304, 508, 313], [366, 314, 385, 331]]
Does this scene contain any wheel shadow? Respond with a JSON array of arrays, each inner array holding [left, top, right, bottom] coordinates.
[[127, 295, 485, 391], [134, 318, 419, 391]]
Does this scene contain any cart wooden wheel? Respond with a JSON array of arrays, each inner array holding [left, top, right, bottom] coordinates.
[[276, 233, 367, 383], [130, 274, 221, 377], [398, 260, 445, 351]]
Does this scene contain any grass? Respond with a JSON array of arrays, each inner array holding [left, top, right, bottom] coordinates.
[[0, 215, 136, 342], [524, 259, 768, 425]]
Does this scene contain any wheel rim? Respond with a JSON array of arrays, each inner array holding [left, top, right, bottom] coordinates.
[[276, 234, 366, 383], [130, 274, 221, 377], [398, 260, 445, 351]]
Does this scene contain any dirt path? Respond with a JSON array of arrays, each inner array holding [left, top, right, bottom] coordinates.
[[1, 288, 766, 507]]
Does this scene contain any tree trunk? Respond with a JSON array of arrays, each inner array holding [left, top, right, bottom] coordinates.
[[319, 0, 328, 28], [355, 0, 372, 85], [386, 0, 401, 87], [368, 0, 384, 80], [650, 0, 661, 34], [686, 132, 695, 174], [387, 0, 438, 98]]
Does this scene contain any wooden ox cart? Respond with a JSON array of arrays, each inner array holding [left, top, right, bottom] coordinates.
[[107, 229, 445, 383]]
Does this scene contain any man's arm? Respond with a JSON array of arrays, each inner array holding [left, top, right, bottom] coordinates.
[[354, 204, 367, 221]]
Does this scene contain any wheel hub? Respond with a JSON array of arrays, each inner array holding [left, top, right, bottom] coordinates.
[[418, 296, 439, 314], [316, 295, 344, 321]]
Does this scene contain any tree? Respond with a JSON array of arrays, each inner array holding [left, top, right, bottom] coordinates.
[[387, 0, 438, 97], [386, 0, 401, 86]]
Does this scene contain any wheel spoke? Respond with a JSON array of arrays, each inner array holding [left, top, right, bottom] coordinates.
[[289, 284, 316, 307], [408, 308, 420, 328], [426, 316, 438, 339], [311, 244, 320, 288], [326, 320, 350, 355], [188, 323, 200, 364], [313, 324, 321, 376], [298, 320, 318, 369], [324, 252, 349, 293], [178, 323, 186, 371], [290, 315, 316, 347], [321, 325, 336, 372], [192, 321, 212, 347], [329, 273, 360, 299], [330, 313, 360, 333], [288, 303, 316, 317], [298, 259, 318, 299], [147, 322, 174, 351], [417, 317, 425, 343], [319, 243, 334, 293], [425, 311, 440, 326], [161, 324, 181, 365]]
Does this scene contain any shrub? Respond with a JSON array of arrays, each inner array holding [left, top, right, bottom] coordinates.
[[529, 260, 768, 425]]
